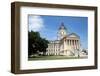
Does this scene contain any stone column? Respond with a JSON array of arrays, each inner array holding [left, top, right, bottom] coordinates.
[[69, 40, 70, 45], [75, 40, 77, 49], [77, 40, 78, 49], [77, 40, 79, 49], [70, 40, 71, 45], [77, 40, 79, 48], [72, 40, 74, 46], [73, 40, 75, 49], [75, 40, 76, 49], [68, 40, 69, 45], [63, 39, 66, 55], [71, 40, 72, 46]]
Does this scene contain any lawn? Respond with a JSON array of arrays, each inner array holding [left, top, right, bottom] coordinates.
[[28, 55, 86, 61]]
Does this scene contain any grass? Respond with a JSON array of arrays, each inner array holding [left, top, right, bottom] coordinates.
[[28, 55, 87, 61]]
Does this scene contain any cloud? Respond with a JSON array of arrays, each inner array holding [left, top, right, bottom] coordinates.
[[28, 15, 44, 31], [28, 15, 57, 40]]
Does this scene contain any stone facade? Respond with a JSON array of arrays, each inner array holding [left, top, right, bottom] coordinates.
[[46, 23, 81, 56]]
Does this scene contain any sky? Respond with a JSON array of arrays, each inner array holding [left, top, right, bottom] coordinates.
[[28, 15, 88, 49]]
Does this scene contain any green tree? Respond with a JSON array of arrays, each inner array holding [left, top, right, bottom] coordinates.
[[28, 31, 49, 57], [38, 38, 49, 55]]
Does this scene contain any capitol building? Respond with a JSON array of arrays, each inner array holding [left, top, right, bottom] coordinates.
[[46, 23, 82, 56]]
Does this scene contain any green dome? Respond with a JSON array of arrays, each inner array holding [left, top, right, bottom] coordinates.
[[59, 22, 67, 30]]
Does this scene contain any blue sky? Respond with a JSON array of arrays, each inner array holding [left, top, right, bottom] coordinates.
[[28, 15, 88, 49]]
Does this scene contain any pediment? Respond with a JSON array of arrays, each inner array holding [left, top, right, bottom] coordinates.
[[67, 33, 79, 38]]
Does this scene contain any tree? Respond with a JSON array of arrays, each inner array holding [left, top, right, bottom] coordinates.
[[28, 31, 40, 55], [82, 49, 88, 55], [28, 31, 49, 57], [38, 38, 49, 55]]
